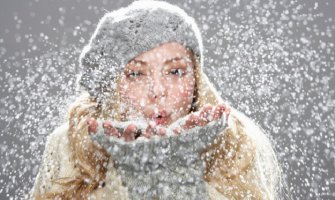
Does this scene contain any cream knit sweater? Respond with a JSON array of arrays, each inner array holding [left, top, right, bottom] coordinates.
[[30, 123, 228, 200]]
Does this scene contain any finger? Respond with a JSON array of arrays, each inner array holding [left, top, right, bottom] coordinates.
[[199, 105, 213, 125], [123, 124, 137, 141], [87, 117, 98, 134], [182, 114, 199, 129], [103, 121, 120, 137], [213, 104, 226, 121], [157, 127, 166, 136], [173, 127, 183, 135], [143, 124, 155, 138]]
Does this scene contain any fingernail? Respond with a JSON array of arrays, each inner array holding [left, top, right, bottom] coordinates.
[[124, 132, 135, 141], [103, 121, 112, 128], [157, 127, 166, 136], [173, 127, 182, 135], [143, 131, 150, 138]]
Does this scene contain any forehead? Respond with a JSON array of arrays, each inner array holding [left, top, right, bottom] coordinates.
[[133, 42, 192, 63]]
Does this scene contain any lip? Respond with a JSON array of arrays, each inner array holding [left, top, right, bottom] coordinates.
[[149, 109, 169, 118], [149, 110, 171, 126], [153, 115, 171, 125]]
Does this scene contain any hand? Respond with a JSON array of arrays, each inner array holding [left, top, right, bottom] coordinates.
[[86, 103, 230, 141], [141, 121, 167, 138], [86, 117, 136, 141], [172, 104, 230, 134]]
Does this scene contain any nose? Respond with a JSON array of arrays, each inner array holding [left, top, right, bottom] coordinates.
[[148, 76, 166, 99]]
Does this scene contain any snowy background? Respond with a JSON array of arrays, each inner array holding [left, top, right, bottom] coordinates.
[[0, 0, 334, 199]]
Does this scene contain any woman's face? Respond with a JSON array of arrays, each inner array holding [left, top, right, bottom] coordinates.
[[117, 42, 196, 126]]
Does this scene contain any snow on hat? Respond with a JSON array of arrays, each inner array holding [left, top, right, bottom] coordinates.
[[78, 0, 203, 99]]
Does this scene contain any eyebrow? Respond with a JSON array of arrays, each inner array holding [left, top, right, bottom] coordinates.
[[131, 56, 189, 65]]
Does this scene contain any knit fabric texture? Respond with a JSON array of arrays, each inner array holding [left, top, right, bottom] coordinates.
[[78, 0, 203, 100], [30, 122, 230, 200], [90, 114, 227, 200]]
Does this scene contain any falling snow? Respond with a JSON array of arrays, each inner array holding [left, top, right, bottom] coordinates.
[[0, 0, 334, 199]]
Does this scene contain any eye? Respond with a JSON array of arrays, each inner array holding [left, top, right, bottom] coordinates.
[[126, 71, 143, 79], [169, 68, 185, 76]]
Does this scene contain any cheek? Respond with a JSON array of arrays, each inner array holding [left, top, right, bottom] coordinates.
[[168, 77, 195, 105], [179, 77, 195, 96], [119, 81, 148, 108]]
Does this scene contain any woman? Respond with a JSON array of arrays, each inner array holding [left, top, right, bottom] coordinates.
[[30, 1, 284, 199]]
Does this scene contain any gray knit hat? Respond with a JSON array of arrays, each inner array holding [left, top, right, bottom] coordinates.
[[78, 0, 203, 100]]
